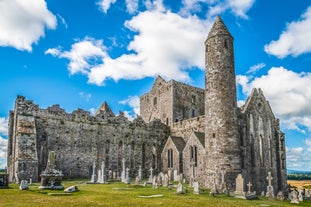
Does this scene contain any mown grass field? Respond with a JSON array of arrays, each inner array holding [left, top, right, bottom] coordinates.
[[1, 180, 310, 207]]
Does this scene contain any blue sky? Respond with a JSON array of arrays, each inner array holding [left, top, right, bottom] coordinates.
[[0, 0, 311, 171]]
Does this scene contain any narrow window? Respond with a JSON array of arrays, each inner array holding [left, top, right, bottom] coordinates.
[[153, 97, 157, 106]]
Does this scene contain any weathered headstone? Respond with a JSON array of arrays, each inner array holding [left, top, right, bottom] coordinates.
[[173, 170, 178, 181], [138, 165, 142, 180], [167, 168, 172, 181], [108, 170, 112, 180], [163, 174, 169, 187], [193, 181, 200, 194], [265, 172, 274, 199], [19, 180, 29, 190], [290, 190, 299, 204], [305, 189, 311, 198], [90, 161, 96, 183], [176, 182, 183, 194], [148, 167, 153, 183], [121, 158, 126, 182], [64, 185, 79, 193], [298, 189, 303, 202], [234, 173, 244, 195], [135, 176, 140, 185], [152, 176, 158, 189], [125, 167, 130, 184], [277, 191, 285, 201]]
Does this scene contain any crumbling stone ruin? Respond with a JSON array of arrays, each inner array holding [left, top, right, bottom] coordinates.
[[7, 16, 287, 195], [141, 16, 287, 194]]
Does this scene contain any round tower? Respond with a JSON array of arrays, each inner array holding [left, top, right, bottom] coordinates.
[[204, 16, 241, 188]]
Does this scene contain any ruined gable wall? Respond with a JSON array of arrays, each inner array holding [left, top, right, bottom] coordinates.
[[8, 96, 170, 182], [140, 80, 173, 125], [239, 92, 287, 194], [182, 134, 206, 185]]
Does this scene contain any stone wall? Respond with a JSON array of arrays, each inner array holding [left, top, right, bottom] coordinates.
[[171, 116, 205, 142], [7, 96, 170, 182]]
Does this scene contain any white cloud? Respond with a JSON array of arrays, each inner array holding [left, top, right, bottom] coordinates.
[[89, 107, 96, 115], [0, 117, 8, 136], [119, 95, 140, 115], [97, 0, 117, 13], [46, 37, 107, 75], [238, 67, 311, 133], [305, 139, 311, 152], [126, 0, 139, 14], [49, 5, 209, 85], [247, 62, 266, 74], [57, 14, 68, 29], [179, 0, 255, 19], [264, 6, 311, 58], [0, 0, 57, 51], [0, 136, 7, 169], [286, 146, 311, 170]]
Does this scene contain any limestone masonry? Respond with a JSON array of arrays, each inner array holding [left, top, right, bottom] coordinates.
[[7, 16, 287, 195]]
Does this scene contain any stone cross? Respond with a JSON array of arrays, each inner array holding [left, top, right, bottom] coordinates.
[[247, 182, 252, 193], [266, 172, 273, 187], [121, 158, 126, 182]]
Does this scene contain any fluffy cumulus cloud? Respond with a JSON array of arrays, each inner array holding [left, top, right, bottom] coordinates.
[[264, 6, 311, 58], [119, 95, 140, 120], [47, 3, 209, 85], [0, 117, 8, 136], [0, 0, 57, 51], [0, 136, 7, 169], [286, 146, 311, 170], [237, 67, 311, 133], [46, 37, 107, 75]]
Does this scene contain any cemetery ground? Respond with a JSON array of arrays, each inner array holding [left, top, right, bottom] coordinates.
[[1, 180, 311, 207]]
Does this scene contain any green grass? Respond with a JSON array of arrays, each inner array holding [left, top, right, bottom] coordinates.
[[0, 181, 310, 207]]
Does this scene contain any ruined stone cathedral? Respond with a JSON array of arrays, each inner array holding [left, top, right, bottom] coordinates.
[[7, 16, 287, 194]]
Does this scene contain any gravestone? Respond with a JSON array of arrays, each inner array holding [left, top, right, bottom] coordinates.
[[64, 185, 79, 193], [108, 170, 112, 180], [173, 170, 178, 181], [125, 167, 130, 184], [290, 190, 299, 204], [167, 168, 172, 181], [135, 176, 140, 185], [157, 175, 162, 186], [121, 158, 126, 182], [148, 167, 154, 183], [277, 191, 285, 201], [176, 182, 183, 194], [163, 174, 169, 187], [39, 151, 64, 190], [90, 161, 96, 183], [0, 174, 9, 188], [247, 182, 252, 193], [113, 171, 117, 180], [234, 174, 244, 195], [265, 172, 274, 199], [152, 176, 158, 189], [138, 165, 142, 179], [305, 189, 311, 198], [97, 161, 105, 184], [193, 181, 200, 194], [298, 189, 303, 202], [19, 180, 29, 190]]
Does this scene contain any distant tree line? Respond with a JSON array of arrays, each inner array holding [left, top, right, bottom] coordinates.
[[288, 173, 311, 180]]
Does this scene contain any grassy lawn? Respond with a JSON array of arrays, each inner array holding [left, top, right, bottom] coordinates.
[[1, 180, 310, 207]]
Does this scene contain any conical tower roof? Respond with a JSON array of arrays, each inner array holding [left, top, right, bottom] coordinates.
[[207, 16, 232, 40]]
